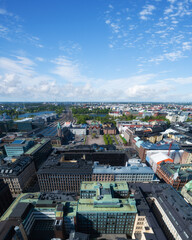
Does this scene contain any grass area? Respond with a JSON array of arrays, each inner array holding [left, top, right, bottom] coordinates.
[[119, 135, 128, 145], [113, 135, 119, 144], [103, 134, 113, 145]]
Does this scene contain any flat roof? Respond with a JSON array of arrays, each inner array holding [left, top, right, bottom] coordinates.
[[93, 163, 154, 175], [77, 198, 137, 213], [25, 138, 50, 155]]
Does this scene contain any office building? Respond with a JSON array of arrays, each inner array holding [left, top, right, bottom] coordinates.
[[92, 161, 155, 183], [0, 156, 36, 197], [37, 156, 92, 193], [24, 138, 52, 170], [156, 163, 192, 190], [55, 148, 128, 166], [14, 118, 33, 131], [4, 139, 34, 157], [77, 181, 137, 237]]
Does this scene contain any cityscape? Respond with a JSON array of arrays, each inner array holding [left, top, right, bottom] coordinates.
[[0, 1, 192, 240], [0, 102, 192, 240]]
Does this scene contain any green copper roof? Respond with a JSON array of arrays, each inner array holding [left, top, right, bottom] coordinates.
[[184, 180, 192, 190]]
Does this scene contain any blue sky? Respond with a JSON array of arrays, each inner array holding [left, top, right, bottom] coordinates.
[[0, 0, 192, 102]]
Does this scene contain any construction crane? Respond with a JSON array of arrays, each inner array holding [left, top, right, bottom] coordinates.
[[168, 141, 174, 156]]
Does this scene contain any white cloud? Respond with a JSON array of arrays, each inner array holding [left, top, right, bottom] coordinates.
[[59, 41, 82, 55], [0, 8, 13, 16], [0, 57, 34, 77], [51, 56, 86, 83], [182, 42, 192, 51], [140, 5, 156, 20], [36, 57, 44, 62]]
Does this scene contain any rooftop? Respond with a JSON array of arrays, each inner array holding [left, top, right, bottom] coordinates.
[[0, 156, 33, 177], [141, 141, 180, 150], [160, 163, 192, 180], [25, 138, 50, 155], [78, 181, 136, 213], [38, 156, 93, 174], [93, 162, 154, 175]]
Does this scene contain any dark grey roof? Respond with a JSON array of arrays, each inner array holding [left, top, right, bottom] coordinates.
[[137, 183, 192, 240], [0, 156, 33, 177], [37, 155, 93, 175], [9, 202, 33, 220]]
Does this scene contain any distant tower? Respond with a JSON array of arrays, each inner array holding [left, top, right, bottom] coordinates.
[[57, 122, 62, 137]]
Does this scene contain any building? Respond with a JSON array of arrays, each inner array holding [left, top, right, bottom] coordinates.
[[24, 138, 52, 170], [0, 180, 13, 217], [0, 119, 14, 133], [54, 148, 128, 166], [0, 192, 76, 240], [89, 122, 101, 135], [129, 183, 167, 240], [0, 182, 136, 239], [181, 149, 192, 164], [139, 141, 180, 162], [37, 156, 92, 193], [146, 152, 174, 173], [14, 118, 33, 131], [92, 161, 155, 183], [4, 139, 34, 157], [156, 163, 192, 190], [146, 183, 192, 240], [70, 126, 87, 135], [181, 180, 192, 205], [77, 181, 137, 237], [103, 123, 117, 135], [0, 156, 36, 197]]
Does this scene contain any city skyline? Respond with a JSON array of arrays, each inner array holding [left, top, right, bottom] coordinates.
[[0, 0, 192, 102]]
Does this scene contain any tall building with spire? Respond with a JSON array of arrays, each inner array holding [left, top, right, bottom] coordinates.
[[57, 122, 62, 137]]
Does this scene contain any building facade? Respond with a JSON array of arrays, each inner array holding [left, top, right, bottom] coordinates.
[[0, 156, 36, 197], [4, 139, 34, 157], [92, 161, 155, 183], [77, 181, 137, 237], [37, 157, 92, 193], [24, 138, 52, 170], [147, 184, 192, 240], [156, 163, 192, 190]]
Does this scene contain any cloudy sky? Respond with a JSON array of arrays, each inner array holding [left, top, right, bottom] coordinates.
[[0, 0, 192, 102]]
